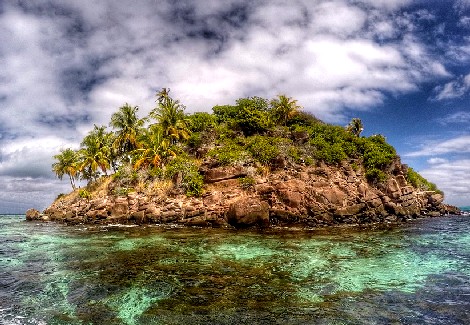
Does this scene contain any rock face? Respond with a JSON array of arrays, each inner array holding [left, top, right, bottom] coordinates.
[[37, 159, 460, 228]]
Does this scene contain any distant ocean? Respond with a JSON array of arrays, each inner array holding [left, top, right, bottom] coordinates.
[[1, 214, 469, 324]]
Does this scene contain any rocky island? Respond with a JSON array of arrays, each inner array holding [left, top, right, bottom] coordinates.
[[27, 90, 460, 227]]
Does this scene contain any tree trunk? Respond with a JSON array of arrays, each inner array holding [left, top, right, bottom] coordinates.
[[69, 175, 76, 190]]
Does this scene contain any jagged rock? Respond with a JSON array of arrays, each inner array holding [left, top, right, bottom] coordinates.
[[429, 193, 444, 205], [38, 155, 457, 227], [335, 203, 366, 217], [386, 178, 402, 198], [111, 202, 128, 218], [227, 198, 270, 228], [321, 188, 346, 205], [26, 208, 41, 221], [396, 175, 407, 187], [278, 190, 302, 208]]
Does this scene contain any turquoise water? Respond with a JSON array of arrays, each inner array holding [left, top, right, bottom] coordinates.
[[1, 215, 469, 324]]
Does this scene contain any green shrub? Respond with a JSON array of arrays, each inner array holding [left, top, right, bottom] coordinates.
[[212, 105, 238, 124], [187, 112, 216, 132], [235, 105, 271, 135], [56, 193, 66, 200], [362, 135, 396, 170], [148, 167, 165, 179], [365, 168, 387, 184], [208, 140, 249, 165], [245, 135, 281, 165], [287, 145, 313, 165], [309, 136, 347, 164], [113, 187, 133, 196], [113, 164, 138, 185], [187, 132, 202, 149], [287, 111, 322, 127], [78, 189, 91, 199], [307, 124, 360, 164], [165, 155, 204, 197], [239, 176, 256, 190], [406, 167, 442, 193]]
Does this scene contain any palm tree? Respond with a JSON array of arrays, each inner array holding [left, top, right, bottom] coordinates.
[[110, 103, 145, 160], [133, 125, 176, 170], [270, 95, 301, 126], [346, 118, 364, 137], [52, 148, 80, 190], [79, 125, 111, 180], [150, 89, 190, 144]]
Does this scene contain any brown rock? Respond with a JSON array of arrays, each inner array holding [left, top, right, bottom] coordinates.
[[185, 216, 210, 227], [130, 211, 146, 224], [396, 175, 408, 187], [91, 198, 108, 210], [26, 208, 41, 221], [204, 166, 247, 183], [386, 178, 401, 195], [335, 203, 366, 217], [321, 187, 346, 206], [279, 190, 303, 208], [255, 184, 275, 195], [227, 198, 270, 228], [111, 202, 128, 218]]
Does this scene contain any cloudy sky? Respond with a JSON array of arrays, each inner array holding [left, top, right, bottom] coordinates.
[[1, 0, 470, 213]]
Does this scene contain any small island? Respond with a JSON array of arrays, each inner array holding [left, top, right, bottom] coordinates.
[[27, 89, 460, 227]]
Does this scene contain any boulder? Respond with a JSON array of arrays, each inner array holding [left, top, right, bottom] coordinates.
[[25, 208, 41, 221], [227, 198, 270, 228]]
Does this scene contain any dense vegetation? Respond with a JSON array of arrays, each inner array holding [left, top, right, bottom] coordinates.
[[52, 89, 439, 197]]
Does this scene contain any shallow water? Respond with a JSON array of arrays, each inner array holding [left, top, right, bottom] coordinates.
[[0, 215, 469, 324]]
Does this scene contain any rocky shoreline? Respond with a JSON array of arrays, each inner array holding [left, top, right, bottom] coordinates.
[[26, 158, 460, 228]]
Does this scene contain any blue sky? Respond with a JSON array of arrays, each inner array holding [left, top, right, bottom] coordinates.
[[1, 0, 470, 213]]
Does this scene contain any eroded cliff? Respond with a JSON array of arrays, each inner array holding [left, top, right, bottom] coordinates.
[[33, 157, 459, 228]]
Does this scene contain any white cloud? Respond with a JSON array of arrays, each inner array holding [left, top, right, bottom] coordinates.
[[427, 157, 449, 165], [438, 111, 470, 125], [433, 74, 470, 100], [420, 159, 470, 207], [357, 0, 412, 10], [406, 135, 470, 157]]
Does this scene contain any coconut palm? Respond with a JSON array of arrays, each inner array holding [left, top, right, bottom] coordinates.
[[110, 103, 145, 159], [79, 125, 112, 180], [346, 118, 364, 137], [150, 89, 190, 144], [133, 126, 176, 170], [270, 95, 302, 126], [52, 148, 80, 190]]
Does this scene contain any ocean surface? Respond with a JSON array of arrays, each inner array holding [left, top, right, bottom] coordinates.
[[0, 215, 469, 325]]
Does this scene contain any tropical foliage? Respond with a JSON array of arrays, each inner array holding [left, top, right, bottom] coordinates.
[[52, 89, 440, 196], [52, 148, 80, 190]]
